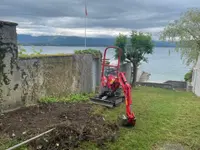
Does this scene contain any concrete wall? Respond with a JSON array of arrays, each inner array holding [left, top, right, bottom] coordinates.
[[92, 57, 101, 92], [0, 20, 100, 112], [137, 80, 187, 90], [19, 54, 94, 106], [138, 71, 151, 82], [0, 21, 22, 112], [164, 80, 187, 90], [120, 62, 132, 84], [136, 82, 173, 89]]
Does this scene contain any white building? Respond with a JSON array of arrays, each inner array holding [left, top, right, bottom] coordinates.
[[192, 56, 200, 96]]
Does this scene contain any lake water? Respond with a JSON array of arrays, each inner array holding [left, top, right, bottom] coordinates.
[[21, 46, 191, 82]]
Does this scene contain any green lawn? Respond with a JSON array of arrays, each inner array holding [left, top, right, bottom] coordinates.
[[86, 86, 200, 150]]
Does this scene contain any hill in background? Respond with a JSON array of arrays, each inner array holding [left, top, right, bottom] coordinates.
[[18, 34, 176, 47]]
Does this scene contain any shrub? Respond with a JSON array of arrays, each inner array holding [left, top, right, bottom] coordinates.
[[18, 46, 43, 58], [39, 93, 95, 103], [184, 70, 193, 82], [74, 49, 102, 57]]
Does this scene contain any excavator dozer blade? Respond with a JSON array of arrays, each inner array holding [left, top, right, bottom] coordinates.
[[90, 96, 125, 108]]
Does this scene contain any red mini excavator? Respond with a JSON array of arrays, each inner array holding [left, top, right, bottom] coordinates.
[[91, 46, 136, 126]]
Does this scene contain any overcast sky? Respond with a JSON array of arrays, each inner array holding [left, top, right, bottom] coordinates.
[[1, 0, 200, 39]]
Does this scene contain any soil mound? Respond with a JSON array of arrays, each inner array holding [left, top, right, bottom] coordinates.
[[0, 102, 119, 150]]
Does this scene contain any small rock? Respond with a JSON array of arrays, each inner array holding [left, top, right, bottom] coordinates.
[[56, 143, 59, 147], [11, 133, 15, 137], [22, 131, 27, 135], [36, 145, 42, 149], [43, 138, 48, 142]]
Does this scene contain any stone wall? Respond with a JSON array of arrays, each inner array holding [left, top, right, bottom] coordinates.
[[136, 82, 173, 89], [136, 80, 187, 90], [164, 80, 187, 90], [18, 55, 93, 106], [120, 63, 132, 84], [0, 21, 22, 112], [0, 21, 98, 112]]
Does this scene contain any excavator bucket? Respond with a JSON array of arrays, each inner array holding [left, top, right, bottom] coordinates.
[[118, 115, 136, 127], [90, 96, 125, 108]]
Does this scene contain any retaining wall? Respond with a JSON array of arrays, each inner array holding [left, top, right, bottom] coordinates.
[[19, 54, 94, 106], [137, 80, 187, 90], [0, 21, 99, 112], [136, 82, 173, 89]]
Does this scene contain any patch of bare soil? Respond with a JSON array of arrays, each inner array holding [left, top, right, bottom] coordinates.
[[0, 102, 119, 150]]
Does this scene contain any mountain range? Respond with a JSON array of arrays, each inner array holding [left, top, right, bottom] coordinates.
[[17, 34, 176, 47]]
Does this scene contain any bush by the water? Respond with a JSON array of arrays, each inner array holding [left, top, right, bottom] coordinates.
[[184, 70, 193, 82], [74, 49, 102, 57]]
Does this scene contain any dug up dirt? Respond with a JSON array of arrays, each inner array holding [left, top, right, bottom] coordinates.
[[0, 102, 119, 150]]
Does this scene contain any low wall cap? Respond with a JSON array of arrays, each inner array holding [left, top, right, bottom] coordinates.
[[0, 20, 18, 26]]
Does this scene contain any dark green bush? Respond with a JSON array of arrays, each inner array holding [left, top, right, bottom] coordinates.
[[184, 70, 193, 82]]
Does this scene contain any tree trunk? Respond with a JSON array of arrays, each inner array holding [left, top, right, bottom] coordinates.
[[131, 63, 138, 87]]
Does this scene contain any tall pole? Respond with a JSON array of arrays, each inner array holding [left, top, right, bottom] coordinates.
[[85, 14, 87, 48], [85, 0, 87, 48]]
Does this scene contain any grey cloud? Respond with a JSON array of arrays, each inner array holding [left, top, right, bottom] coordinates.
[[1, 0, 200, 38]]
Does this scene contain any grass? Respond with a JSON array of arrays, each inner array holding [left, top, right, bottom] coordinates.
[[88, 86, 200, 150], [0, 135, 28, 150], [39, 92, 95, 103]]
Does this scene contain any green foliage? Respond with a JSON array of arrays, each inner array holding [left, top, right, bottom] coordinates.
[[114, 31, 154, 64], [127, 31, 154, 64], [74, 48, 102, 57], [39, 93, 95, 103], [0, 136, 28, 150], [18, 46, 43, 58], [184, 70, 193, 82], [114, 33, 127, 62], [160, 8, 200, 66], [114, 30, 154, 86]]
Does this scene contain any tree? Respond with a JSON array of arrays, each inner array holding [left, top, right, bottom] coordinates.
[[114, 33, 127, 63], [114, 31, 154, 87], [160, 8, 200, 66], [128, 31, 154, 86]]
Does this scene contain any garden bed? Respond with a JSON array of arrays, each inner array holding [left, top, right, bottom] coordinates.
[[0, 102, 119, 150]]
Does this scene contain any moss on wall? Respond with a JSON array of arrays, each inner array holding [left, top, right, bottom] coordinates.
[[0, 43, 18, 85]]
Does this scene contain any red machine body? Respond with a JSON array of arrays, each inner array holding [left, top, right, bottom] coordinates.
[[91, 46, 136, 126]]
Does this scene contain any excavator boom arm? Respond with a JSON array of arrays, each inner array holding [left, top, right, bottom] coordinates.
[[118, 72, 135, 124]]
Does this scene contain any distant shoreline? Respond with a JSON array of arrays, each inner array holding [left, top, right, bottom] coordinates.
[[19, 44, 176, 48], [17, 34, 176, 48]]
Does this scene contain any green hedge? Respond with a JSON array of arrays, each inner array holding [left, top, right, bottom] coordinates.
[[74, 48, 102, 57]]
